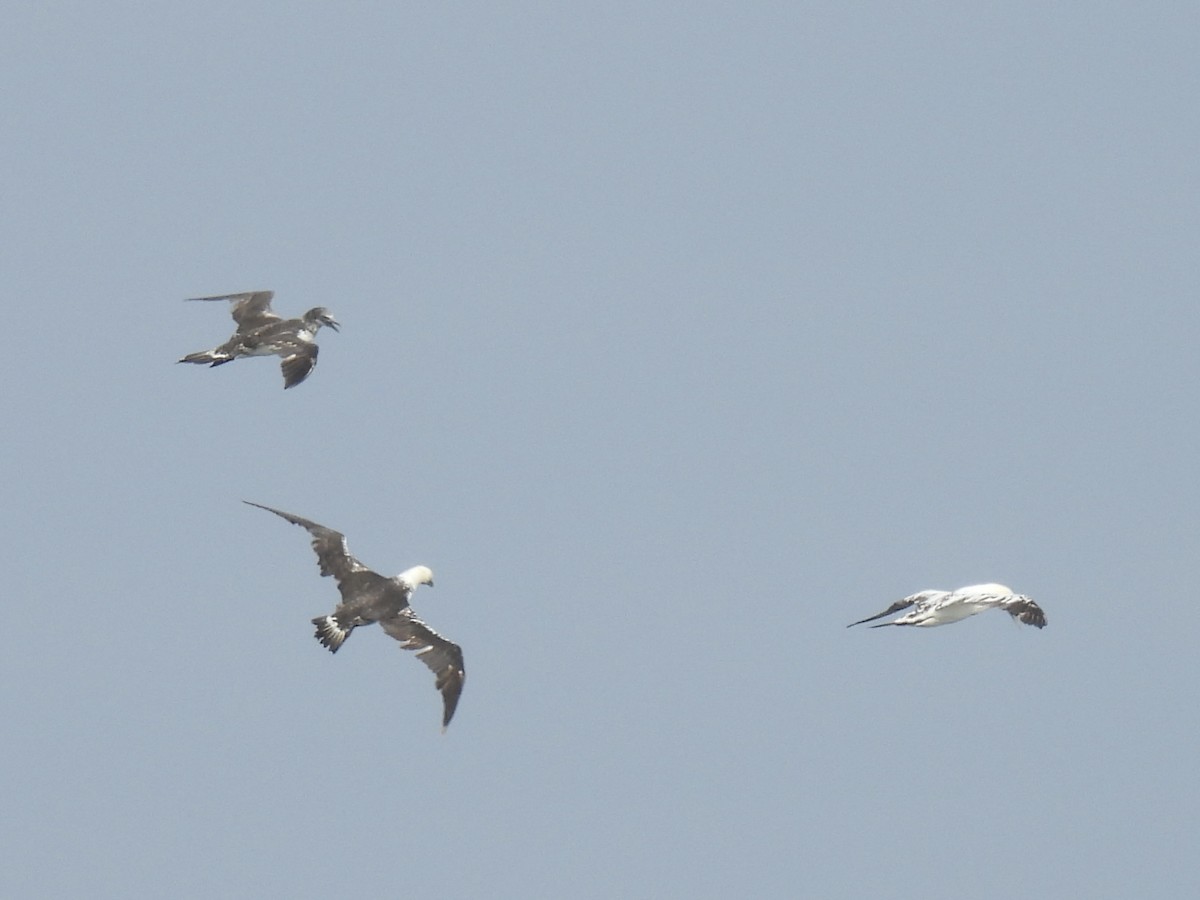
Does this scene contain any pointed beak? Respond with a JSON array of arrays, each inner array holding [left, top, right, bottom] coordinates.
[[326, 319, 341, 332]]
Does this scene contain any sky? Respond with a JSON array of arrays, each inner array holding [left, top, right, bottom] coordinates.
[[2, 2, 1199, 897]]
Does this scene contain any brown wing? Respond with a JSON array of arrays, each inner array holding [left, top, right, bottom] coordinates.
[[1003, 597, 1047, 629], [185, 291, 281, 332], [280, 344, 318, 389], [243, 501, 368, 582], [847, 597, 917, 628], [379, 610, 466, 730]]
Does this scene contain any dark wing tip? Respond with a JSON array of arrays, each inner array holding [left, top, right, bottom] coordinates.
[[1008, 599, 1047, 629], [1022, 608, 1048, 629], [440, 672, 465, 729], [243, 500, 325, 534], [424, 647, 465, 729], [847, 599, 912, 628]]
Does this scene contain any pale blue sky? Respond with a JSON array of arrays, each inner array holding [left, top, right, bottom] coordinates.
[[3, 3, 1198, 898]]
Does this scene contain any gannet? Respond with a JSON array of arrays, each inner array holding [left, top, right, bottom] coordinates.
[[848, 583, 1047, 629], [178, 291, 339, 388], [245, 501, 465, 729]]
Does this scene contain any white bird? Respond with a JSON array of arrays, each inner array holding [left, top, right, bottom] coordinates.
[[245, 501, 465, 730], [178, 290, 340, 389], [847, 583, 1046, 629]]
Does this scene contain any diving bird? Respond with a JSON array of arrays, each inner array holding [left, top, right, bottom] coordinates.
[[847, 583, 1046, 629], [245, 501, 465, 729], [178, 290, 339, 388]]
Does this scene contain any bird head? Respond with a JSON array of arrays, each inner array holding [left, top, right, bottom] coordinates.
[[401, 565, 435, 589], [305, 307, 341, 332]]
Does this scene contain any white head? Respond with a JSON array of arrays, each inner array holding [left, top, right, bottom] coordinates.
[[399, 565, 434, 589]]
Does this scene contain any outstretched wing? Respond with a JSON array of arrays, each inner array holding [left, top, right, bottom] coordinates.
[[243, 501, 369, 582], [1001, 596, 1047, 629], [186, 291, 281, 332], [847, 596, 917, 628], [379, 610, 466, 730], [280, 344, 318, 389]]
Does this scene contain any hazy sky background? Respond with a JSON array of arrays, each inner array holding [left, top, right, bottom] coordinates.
[[3, 3, 1198, 897]]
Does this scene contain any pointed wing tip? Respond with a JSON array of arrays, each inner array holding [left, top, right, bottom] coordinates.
[[1009, 600, 1047, 629], [440, 679, 464, 730], [243, 501, 299, 525]]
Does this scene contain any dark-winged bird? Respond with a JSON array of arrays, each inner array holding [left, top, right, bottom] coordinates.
[[245, 501, 465, 729], [178, 290, 339, 388], [847, 583, 1047, 629]]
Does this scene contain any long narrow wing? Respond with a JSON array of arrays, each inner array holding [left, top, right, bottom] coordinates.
[[243, 501, 369, 582], [1001, 596, 1047, 628], [186, 291, 280, 332], [847, 597, 916, 628], [379, 610, 466, 730]]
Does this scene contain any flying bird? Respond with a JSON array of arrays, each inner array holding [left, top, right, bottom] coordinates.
[[178, 290, 340, 388], [847, 583, 1046, 629], [245, 501, 465, 729]]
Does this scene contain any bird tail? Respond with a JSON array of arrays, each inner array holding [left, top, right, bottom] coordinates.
[[177, 348, 233, 367], [312, 615, 352, 652]]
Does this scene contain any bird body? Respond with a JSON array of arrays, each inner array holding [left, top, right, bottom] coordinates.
[[245, 501, 464, 729], [848, 583, 1046, 629], [311, 564, 434, 652], [178, 291, 339, 388]]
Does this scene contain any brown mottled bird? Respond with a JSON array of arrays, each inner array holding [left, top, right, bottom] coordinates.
[[245, 501, 465, 730], [178, 291, 339, 388]]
